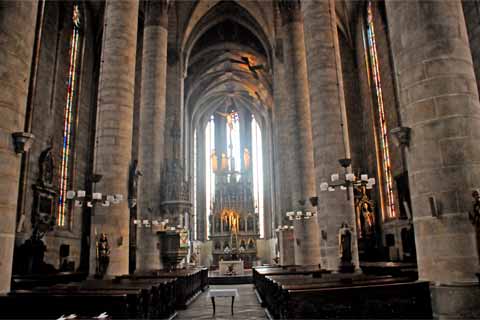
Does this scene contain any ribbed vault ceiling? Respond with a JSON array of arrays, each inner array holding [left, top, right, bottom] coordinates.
[[184, 1, 273, 129]]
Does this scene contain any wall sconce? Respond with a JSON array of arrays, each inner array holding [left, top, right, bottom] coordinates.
[[390, 126, 411, 148], [12, 132, 35, 154]]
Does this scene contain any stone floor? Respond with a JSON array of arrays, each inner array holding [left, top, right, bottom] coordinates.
[[176, 284, 266, 320]]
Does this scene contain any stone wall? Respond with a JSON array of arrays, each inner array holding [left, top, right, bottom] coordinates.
[[18, 2, 97, 270]]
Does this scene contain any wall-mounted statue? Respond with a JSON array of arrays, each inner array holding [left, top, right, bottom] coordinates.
[[38, 143, 54, 187], [96, 233, 110, 278], [128, 160, 142, 208], [469, 190, 480, 263]]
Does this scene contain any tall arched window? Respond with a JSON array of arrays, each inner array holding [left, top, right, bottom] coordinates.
[[58, 4, 81, 227], [193, 129, 197, 240], [205, 115, 215, 238], [252, 115, 264, 238], [364, 1, 395, 219]]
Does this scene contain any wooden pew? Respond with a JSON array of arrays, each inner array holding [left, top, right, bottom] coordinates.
[[11, 272, 87, 290], [0, 290, 141, 319], [117, 267, 208, 309], [0, 278, 177, 319], [281, 280, 432, 319], [256, 272, 431, 319], [252, 266, 327, 306]]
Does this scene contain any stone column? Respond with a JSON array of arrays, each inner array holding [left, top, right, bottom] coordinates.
[[137, 0, 169, 272], [0, 1, 38, 293], [278, 0, 319, 266], [272, 57, 290, 222], [91, 0, 139, 277], [278, 229, 295, 266], [301, 0, 359, 271], [385, 1, 480, 318], [293, 217, 321, 266]]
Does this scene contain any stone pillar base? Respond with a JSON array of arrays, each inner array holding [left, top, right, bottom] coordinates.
[[278, 229, 295, 266], [430, 282, 480, 319]]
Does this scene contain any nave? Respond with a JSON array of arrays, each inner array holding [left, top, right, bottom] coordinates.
[[177, 284, 265, 320]]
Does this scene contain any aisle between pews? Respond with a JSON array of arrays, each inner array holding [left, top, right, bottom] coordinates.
[[177, 284, 266, 320]]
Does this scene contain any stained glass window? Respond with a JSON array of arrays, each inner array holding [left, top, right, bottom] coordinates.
[[58, 4, 81, 227], [365, 1, 396, 218], [252, 115, 264, 238]]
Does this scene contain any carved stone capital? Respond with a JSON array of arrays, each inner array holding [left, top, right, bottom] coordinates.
[[145, 0, 170, 28], [277, 0, 302, 26]]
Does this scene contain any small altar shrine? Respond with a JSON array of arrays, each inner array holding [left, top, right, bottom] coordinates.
[[219, 260, 244, 275]]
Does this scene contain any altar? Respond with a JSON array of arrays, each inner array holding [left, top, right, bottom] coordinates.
[[219, 260, 244, 275]]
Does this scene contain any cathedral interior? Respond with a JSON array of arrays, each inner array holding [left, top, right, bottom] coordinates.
[[1, 0, 480, 319]]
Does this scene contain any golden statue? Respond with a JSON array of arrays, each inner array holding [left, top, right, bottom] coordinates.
[[221, 153, 228, 171], [211, 149, 218, 172], [355, 185, 375, 238], [243, 148, 250, 171]]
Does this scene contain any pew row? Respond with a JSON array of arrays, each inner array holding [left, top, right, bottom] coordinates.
[[116, 267, 208, 309], [252, 266, 432, 319]]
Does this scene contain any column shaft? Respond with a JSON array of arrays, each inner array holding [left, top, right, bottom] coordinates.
[[280, 3, 316, 207], [386, 0, 480, 317], [278, 0, 318, 266], [302, 0, 359, 270], [0, 1, 38, 293], [91, 0, 139, 276], [137, 0, 169, 272]]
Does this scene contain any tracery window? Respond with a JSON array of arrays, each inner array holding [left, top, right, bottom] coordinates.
[[252, 115, 264, 238], [58, 4, 81, 227], [365, 1, 396, 219], [205, 115, 215, 238]]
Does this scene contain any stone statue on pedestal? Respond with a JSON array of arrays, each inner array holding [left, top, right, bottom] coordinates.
[[338, 223, 355, 273], [96, 233, 110, 278]]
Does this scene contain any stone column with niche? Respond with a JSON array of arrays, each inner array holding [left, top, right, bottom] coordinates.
[[137, 0, 170, 272], [0, 1, 38, 293], [301, 0, 359, 271], [90, 0, 139, 277], [277, 0, 319, 266], [385, 0, 480, 317]]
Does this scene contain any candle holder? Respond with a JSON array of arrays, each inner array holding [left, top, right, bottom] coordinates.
[[319, 158, 375, 200]]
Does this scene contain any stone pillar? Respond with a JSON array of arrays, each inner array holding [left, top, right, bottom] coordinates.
[[137, 0, 169, 272], [91, 0, 139, 277], [278, 0, 316, 207], [272, 56, 290, 222], [301, 0, 359, 271], [278, 229, 295, 266], [0, 1, 38, 293], [278, 0, 318, 266], [385, 1, 480, 317], [293, 218, 321, 266]]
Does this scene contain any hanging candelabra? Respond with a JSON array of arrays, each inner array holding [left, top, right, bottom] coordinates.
[[319, 158, 375, 200], [66, 190, 124, 208]]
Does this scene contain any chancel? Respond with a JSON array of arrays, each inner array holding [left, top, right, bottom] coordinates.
[[0, 0, 479, 319]]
